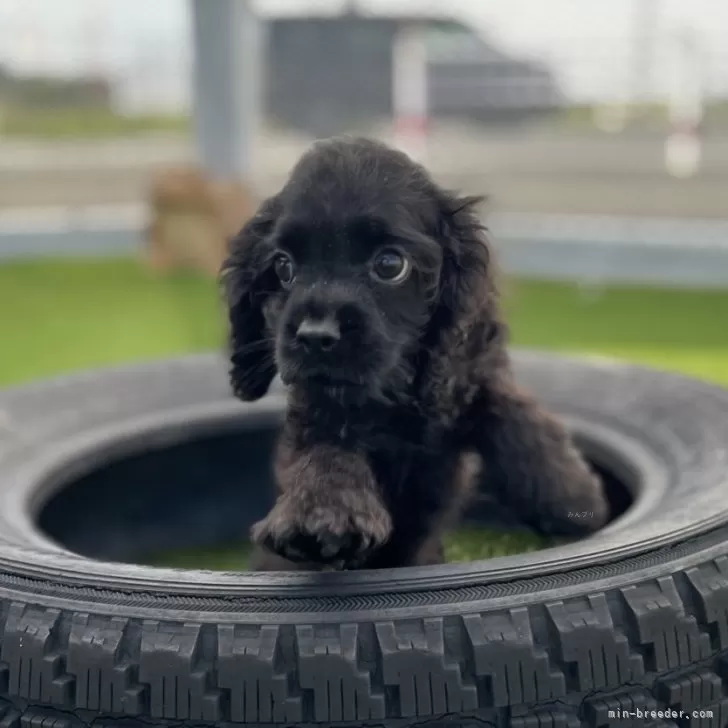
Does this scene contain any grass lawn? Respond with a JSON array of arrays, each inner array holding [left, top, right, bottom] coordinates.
[[1, 259, 224, 387], [0, 108, 190, 139], [4, 258, 727, 568], [4, 257, 727, 389]]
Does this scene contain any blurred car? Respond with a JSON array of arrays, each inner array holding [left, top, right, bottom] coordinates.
[[262, 12, 564, 137]]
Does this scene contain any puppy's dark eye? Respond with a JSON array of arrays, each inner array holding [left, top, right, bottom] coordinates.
[[273, 253, 295, 287], [371, 248, 410, 284]]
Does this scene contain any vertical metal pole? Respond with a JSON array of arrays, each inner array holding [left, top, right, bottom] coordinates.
[[664, 26, 704, 178], [630, 0, 658, 115], [392, 21, 429, 163], [190, 0, 261, 182]]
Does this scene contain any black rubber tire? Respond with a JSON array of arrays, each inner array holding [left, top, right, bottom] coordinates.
[[1, 351, 728, 728]]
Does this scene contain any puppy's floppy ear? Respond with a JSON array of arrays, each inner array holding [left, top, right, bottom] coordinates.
[[437, 193, 501, 332], [424, 191, 507, 383], [220, 195, 281, 401], [440, 193, 496, 325]]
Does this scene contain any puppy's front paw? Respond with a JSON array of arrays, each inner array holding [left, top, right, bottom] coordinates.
[[251, 489, 393, 568], [535, 470, 610, 538]]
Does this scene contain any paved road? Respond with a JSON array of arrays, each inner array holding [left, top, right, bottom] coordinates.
[[1, 129, 728, 218]]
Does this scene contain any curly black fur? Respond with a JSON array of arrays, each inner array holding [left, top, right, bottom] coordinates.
[[221, 136, 609, 571]]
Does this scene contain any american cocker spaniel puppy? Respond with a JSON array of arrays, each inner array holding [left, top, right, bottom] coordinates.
[[221, 136, 609, 571]]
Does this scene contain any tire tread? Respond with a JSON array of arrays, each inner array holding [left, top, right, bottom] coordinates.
[[1, 558, 728, 725]]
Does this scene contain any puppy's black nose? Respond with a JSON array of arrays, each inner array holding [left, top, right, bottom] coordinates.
[[296, 316, 340, 352]]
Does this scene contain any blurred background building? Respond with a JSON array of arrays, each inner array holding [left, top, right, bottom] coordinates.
[[0, 0, 727, 390], [1, 0, 727, 217]]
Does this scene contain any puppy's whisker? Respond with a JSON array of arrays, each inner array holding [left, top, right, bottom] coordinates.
[[234, 337, 277, 357], [233, 350, 275, 385], [244, 355, 275, 378]]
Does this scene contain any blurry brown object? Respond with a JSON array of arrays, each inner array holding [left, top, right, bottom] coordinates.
[[146, 167, 257, 277]]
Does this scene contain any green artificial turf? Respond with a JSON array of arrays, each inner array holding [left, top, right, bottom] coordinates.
[[149, 526, 558, 571], [4, 258, 727, 389], [4, 258, 727, 567], [1, 259, 225, 387]]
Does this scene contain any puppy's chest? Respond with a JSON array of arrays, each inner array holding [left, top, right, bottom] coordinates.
[[311, 402, 432, 449], [351, 410, 446, 486], [307, 404, 450, 497], [354, 407, 432, 449]]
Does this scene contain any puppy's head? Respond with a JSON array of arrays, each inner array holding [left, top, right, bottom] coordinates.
[[222, 137, 497, 403]]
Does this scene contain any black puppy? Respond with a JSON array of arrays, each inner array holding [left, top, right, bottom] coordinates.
[[222, 136, 609, 571]]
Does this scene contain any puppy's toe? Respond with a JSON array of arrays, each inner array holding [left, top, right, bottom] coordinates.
[[351, 510, 392, 550], [289, 527, 369, 568], [318, 531, 353, 560], [250, 519, 278, 553], [278, 534, 311, 562]]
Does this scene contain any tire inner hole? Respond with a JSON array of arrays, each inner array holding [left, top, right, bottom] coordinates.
[[36, 421, 635, 570]]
